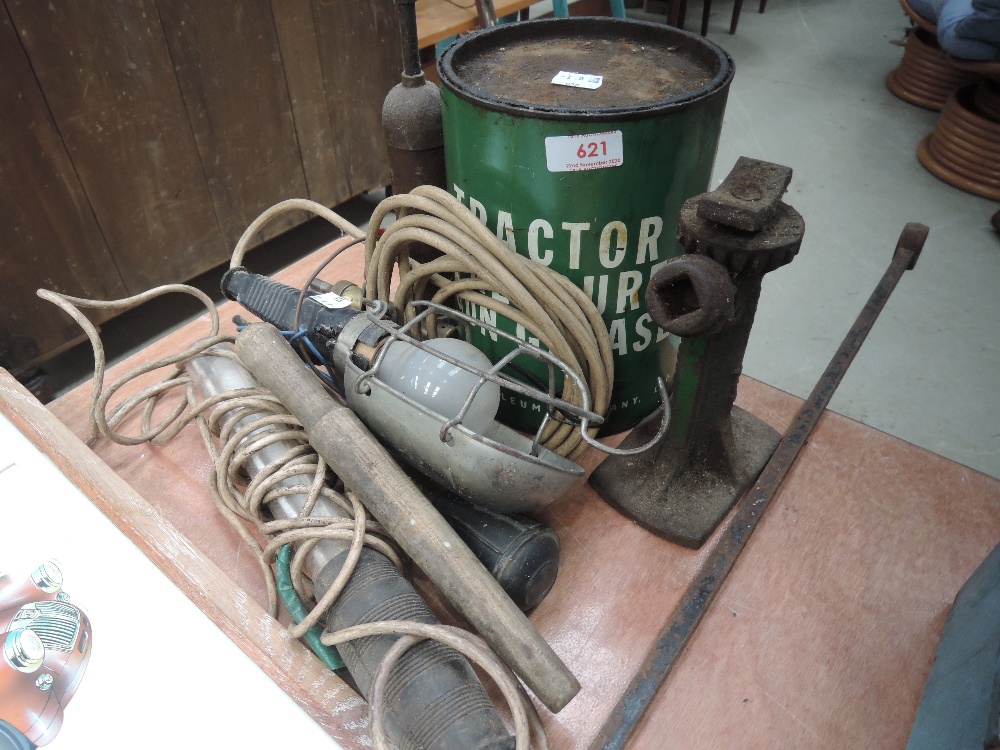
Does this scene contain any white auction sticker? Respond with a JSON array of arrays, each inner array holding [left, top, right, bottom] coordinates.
[[311, 291, 352, 309], [544, 130, 624, 172], [551, 70, 603, 89]]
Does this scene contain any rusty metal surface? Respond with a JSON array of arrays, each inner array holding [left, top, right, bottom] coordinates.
[[438, 18, 734, 119], [679, 200, 804, 274], [382, 81, 445, 151], [590, 157, 805, 548], [588, 222, 929, 750], [696, 155, 792, 232], [645, 253, 736, 337], [590, 272, 779, 548], [678, 157, 804, 273], [382, 0, 446, 193]]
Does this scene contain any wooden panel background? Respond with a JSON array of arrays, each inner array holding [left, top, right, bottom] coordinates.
[[271, 0, 343, 208], [1, 0, 399, 376], [39, 241, 1000, 749], [311, 0, 398, 199], [156, 0, 309, 248], [6, 0, 228, 293], [0, 5, 128, 373]]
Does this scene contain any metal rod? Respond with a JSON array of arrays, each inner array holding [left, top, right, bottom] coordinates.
[[394, 0, 423, 81], [589, 223, 929, 750], [475, 0, 498, 27]]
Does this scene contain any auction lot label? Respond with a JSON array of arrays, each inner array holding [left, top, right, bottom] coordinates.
[[545, 131, 624, 172]]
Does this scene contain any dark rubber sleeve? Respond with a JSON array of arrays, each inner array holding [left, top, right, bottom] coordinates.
[[314, 548, 514, 750], [424, 487, 561, 612]]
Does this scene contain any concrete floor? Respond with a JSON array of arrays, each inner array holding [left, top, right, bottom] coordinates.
[[698, 0, 1000, 479], [48, 0, 999, 479]]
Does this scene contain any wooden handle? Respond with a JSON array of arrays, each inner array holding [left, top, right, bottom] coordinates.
[[235, 323, 580, 713]]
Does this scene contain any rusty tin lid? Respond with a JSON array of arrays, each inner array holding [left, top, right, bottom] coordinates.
[[438, 17, 734, 121]]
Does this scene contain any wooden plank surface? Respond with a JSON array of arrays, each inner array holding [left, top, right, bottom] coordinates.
[[42, 241, 1000, 748], [0, 370, 370, 749], [416, 0, 535, 48], [5, 0, 228, 294], [0, 5, 128, 375], [2, 1, 406, 374], [156, 0, 309, 249]]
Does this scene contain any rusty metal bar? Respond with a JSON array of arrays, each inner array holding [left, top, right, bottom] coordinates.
[[588, 222, 929, 750]]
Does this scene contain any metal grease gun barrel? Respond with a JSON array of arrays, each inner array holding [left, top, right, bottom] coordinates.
[[235, 322, 581, 713], [186, 354, 514, 750]]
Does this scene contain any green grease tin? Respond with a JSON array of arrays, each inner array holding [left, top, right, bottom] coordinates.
[[438, 18, 733, 434]]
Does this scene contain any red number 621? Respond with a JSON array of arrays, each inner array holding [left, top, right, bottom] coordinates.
[[576, 141, 607, 159]]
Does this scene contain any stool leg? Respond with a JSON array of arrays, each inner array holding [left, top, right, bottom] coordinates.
[[731, 0, 744, 33], [668, 0, 680, 26], [759, 0, 767, 12], [701, 0, 711, 35], [678, 0, 687, 29]]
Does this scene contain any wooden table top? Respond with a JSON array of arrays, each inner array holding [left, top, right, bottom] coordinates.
[[25, 240, 1000, 749], [417, 0, 535, 48]]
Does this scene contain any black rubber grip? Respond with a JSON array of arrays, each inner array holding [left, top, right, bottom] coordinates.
[[315, 548, 513, 750], [222, 268, 357, 343], [423, 487, 561, 612]]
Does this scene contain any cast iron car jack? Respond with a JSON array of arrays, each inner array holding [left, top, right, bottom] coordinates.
[[590, 157, 805, 547]]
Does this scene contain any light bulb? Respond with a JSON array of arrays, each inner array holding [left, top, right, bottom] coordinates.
[[377, 337, 501, 435]]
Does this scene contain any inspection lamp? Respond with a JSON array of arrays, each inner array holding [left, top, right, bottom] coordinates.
[[222, 267, 666, 514]]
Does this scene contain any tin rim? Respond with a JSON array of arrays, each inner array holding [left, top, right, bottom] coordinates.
[[438, 17, 735, 122]]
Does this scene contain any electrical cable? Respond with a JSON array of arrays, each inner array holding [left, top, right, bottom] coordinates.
[[291, 238, 364, 398], [275, 544, 344, 671]]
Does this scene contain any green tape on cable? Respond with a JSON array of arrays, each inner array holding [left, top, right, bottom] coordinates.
[[276, 545, 345, 671]]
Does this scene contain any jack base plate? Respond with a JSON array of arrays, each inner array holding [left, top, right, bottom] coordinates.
[[590, 405, 779, 548]]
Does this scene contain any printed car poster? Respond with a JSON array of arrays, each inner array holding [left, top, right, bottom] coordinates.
[[0, 416, 338, 749], [0, 559, 91, 748]]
